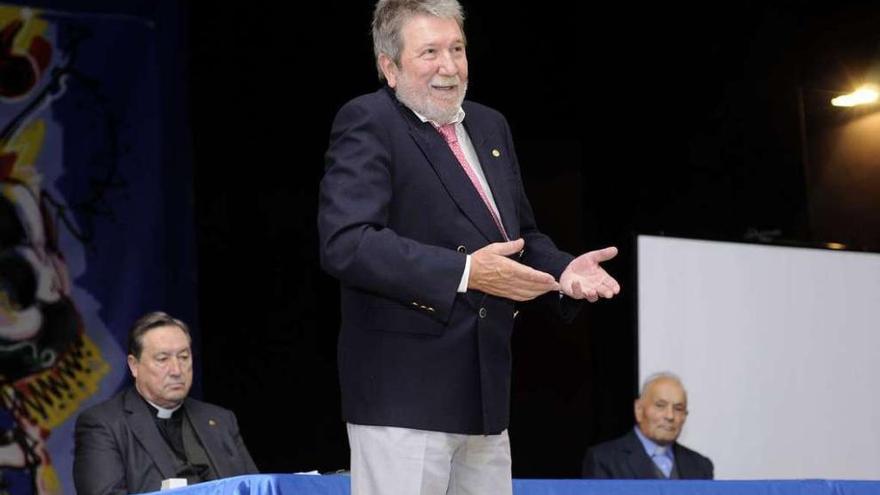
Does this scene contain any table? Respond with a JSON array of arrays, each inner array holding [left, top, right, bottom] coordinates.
[[143, 474, 880, 495]]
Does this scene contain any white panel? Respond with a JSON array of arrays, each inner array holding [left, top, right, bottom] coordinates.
[[637, 235, 880, 480]]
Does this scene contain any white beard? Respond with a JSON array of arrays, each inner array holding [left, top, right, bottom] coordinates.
[[394, 74, 467, 124]]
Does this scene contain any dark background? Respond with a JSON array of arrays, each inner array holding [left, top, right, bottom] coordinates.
[[188, 1, 880, 477], [20, 0, 877, 479]]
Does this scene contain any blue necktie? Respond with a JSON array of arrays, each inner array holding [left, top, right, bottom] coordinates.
[[652, 446, 673, 478]]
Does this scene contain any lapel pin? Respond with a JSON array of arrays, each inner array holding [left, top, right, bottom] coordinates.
[[491, 149, 501, 157], [208, 419, 217, 426]]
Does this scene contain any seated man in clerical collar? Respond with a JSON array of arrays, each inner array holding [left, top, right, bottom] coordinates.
[[74, 311, 259, 494]]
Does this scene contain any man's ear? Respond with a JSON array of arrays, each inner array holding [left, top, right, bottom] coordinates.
[[379, 54, 398, 88], [127, 354, 139, 379]]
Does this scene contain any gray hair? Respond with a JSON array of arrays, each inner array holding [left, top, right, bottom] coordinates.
[[639, 371, 685, 398], [371, 0, 466, 81]]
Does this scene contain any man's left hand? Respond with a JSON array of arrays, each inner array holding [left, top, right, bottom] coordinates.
[[559, 246, 621, 302]]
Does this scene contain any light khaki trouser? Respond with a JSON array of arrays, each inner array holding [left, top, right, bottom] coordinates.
[[347, 423, 512, 495]]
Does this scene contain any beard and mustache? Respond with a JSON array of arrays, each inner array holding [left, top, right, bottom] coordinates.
[[394, 73, 467, 124]]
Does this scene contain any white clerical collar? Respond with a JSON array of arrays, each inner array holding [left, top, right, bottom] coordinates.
[[146, 399, 183, 419]]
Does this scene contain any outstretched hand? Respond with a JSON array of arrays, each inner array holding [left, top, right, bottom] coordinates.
[[560, 246, 621, 302], [468, 238, 560, 301]]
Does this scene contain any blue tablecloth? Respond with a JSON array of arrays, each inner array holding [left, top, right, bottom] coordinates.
[[143, 474, 880, 495]]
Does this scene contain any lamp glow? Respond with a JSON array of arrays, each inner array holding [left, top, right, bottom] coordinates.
[[831, 85, 879, 107]]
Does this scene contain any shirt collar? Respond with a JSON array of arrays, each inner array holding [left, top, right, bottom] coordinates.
[[410, 106, 466, 127], [634, 425, 674, 461]]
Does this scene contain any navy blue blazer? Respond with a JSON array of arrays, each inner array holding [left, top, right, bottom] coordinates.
[[582, 429, 714, 479], [73, 388, 258, 495], [319, 87, 575, 434]]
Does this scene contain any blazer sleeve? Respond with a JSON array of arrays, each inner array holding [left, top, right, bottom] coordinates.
[[227, 410, 259, 474], [319, 99, 464, 321], [73, 409, 128, 495]]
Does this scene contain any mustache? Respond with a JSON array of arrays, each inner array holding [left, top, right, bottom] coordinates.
[[431, 76, 461, 86]]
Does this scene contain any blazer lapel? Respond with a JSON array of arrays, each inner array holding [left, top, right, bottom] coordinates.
[[623, 430, 661, 479], [386, 90, 504, 243], [123, 389, 177, 479], [672, 443, 697, 478], [463, 115, 519, 239], [184, 400, 232, 477], [409, 122, 505, 242]]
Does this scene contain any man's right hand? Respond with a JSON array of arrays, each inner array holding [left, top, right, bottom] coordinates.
[[468, 238, 560, 301]]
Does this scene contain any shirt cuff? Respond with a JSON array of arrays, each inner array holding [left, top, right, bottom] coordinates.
[[457, 254, 471, 293]]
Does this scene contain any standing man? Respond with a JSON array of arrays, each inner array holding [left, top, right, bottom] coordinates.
[[582, 372, 714, 479], [318, 0, 620, 493], [73, 312, 258, 494]]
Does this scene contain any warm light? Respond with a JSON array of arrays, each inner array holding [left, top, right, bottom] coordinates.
[[831, 85, 879, 107], [825, 242, 847, 250]]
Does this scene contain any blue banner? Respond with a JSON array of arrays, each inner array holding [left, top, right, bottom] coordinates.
[[0, 5, 195, 493]]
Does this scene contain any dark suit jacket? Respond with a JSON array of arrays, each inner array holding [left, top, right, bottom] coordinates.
[[318, 87, 575, 434], [73, 388, 258, 495], [582, 429, 714, 479]]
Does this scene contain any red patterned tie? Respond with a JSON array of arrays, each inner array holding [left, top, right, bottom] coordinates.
[[437, 123, 509, 240]]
